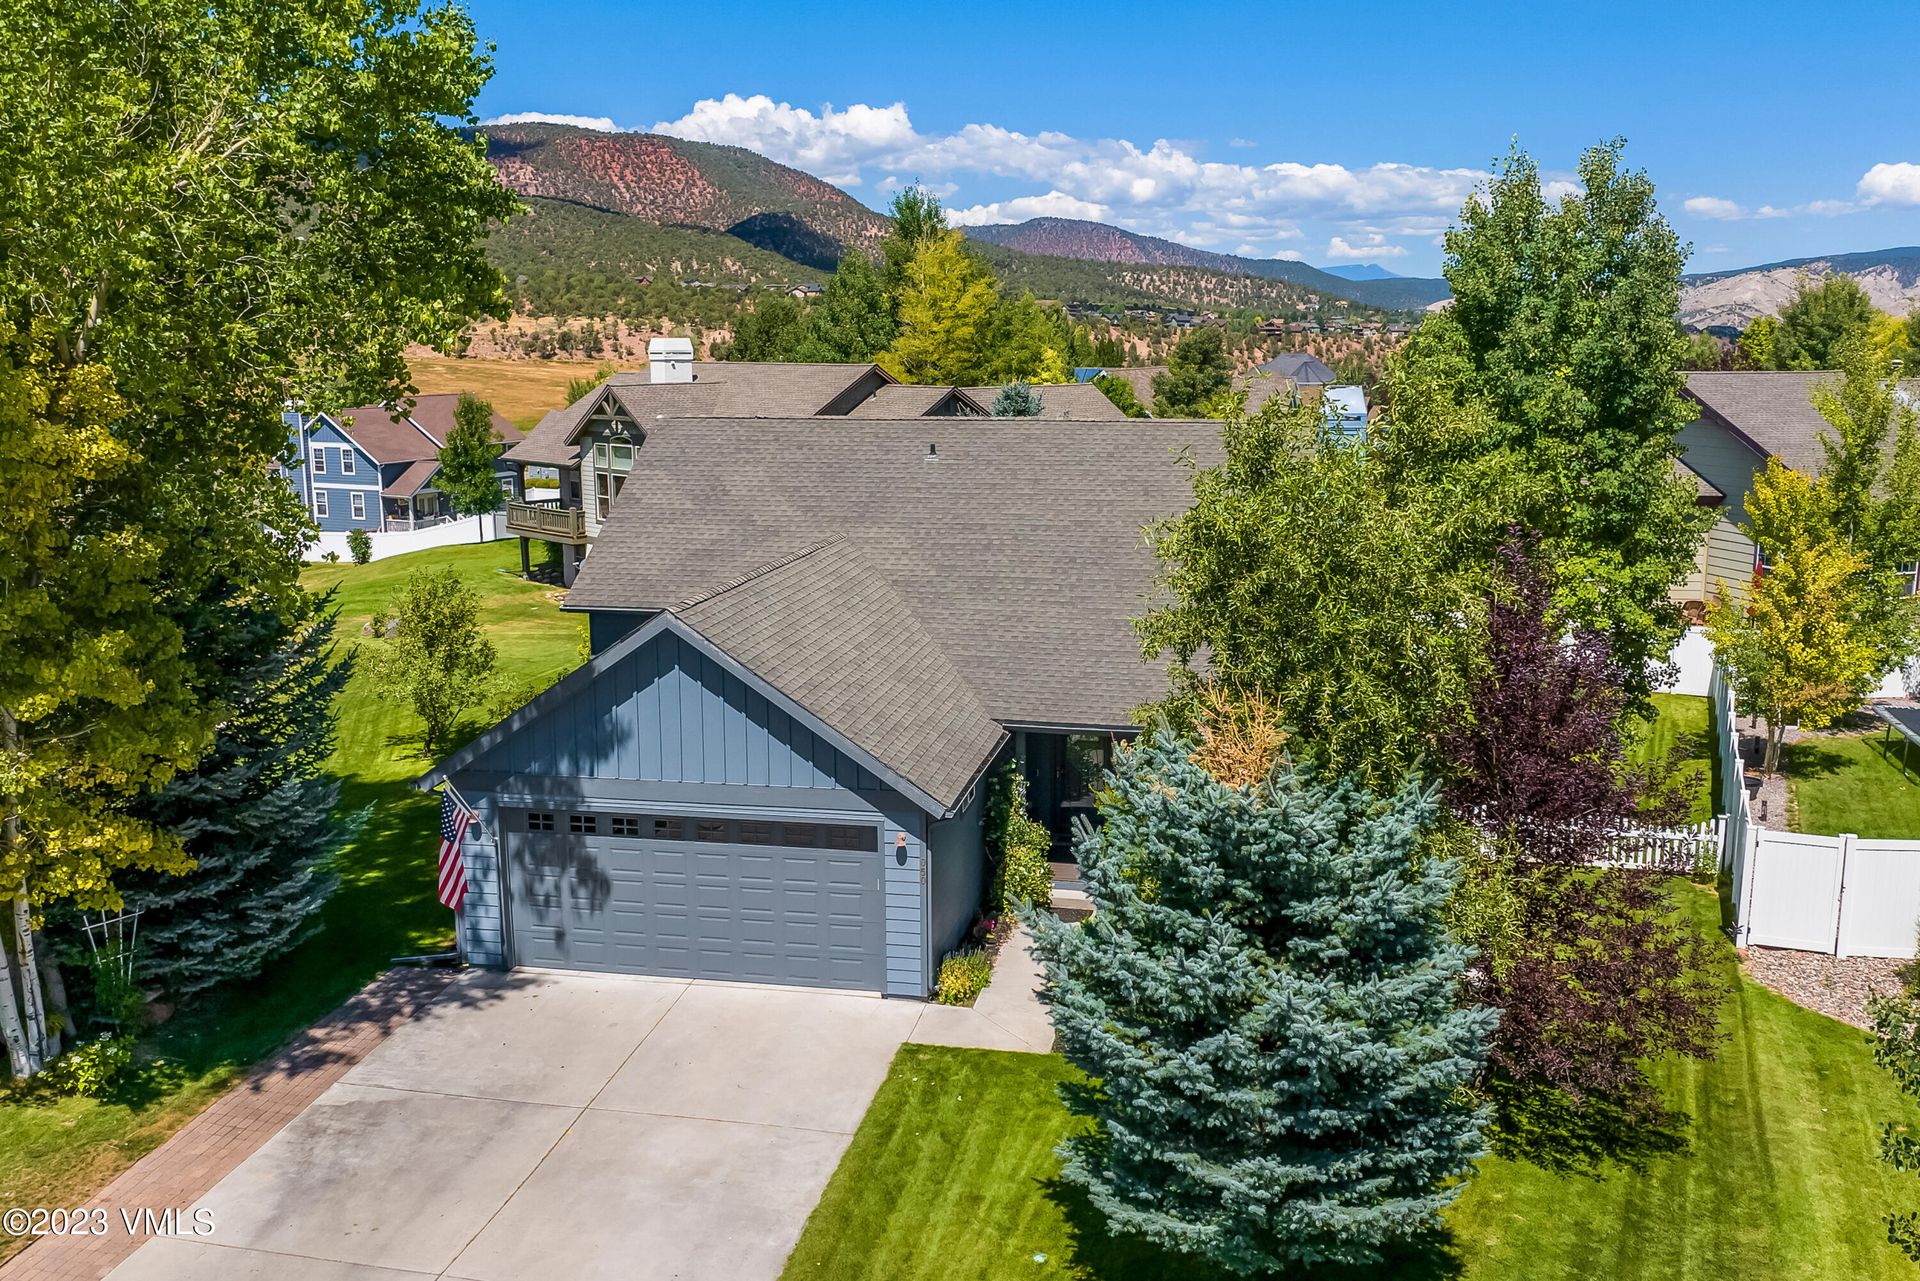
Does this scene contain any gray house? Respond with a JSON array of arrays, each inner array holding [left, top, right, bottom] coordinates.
[[500, 340, 1132, 584], [422, 415, 1218, 997]]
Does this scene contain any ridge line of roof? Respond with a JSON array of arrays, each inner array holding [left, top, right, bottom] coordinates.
[[669, 538, 848, 612]]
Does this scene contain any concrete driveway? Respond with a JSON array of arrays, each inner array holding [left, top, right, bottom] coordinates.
[[105, 972, 924, 1281]]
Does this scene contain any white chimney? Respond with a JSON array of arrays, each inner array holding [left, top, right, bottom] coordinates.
[[648, 336, 695, 384]]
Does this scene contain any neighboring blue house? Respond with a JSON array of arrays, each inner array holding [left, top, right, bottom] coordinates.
[[1322, 384, 1369, 439], [282, 394, 523, 533]]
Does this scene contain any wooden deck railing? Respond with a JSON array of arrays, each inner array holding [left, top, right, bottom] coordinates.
[[504, 498, 586, 541]]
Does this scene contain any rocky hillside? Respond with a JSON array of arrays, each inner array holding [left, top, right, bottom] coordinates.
[[964, 217, 1451, 311], [1679, 247, 1920, 329], [479, 123, 890, 269]]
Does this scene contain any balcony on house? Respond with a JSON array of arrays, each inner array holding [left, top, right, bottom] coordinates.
[[505, 497, 588, 544]]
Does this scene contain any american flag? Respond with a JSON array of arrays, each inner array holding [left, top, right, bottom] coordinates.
[[438, 788, 474, 913]]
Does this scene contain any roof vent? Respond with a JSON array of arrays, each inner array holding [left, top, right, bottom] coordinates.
[[648, 336, 695, 385], [926, 442, 940, 461]]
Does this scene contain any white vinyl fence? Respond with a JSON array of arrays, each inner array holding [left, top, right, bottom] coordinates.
[[303, 512, 508, 563], [1711, 665, 1920, 958]]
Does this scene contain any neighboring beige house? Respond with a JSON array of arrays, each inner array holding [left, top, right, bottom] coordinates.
[[1670, 370, 1914, 614]]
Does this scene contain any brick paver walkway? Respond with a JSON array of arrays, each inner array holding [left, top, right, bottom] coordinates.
[[0, 967, 453, 1281]]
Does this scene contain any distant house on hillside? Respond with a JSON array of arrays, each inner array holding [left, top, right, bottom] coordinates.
[[1236, 352, 1338, 416], [282, 395, 523, 534]]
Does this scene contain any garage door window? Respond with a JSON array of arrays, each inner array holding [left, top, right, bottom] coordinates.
[[553, 811, 878, 852]]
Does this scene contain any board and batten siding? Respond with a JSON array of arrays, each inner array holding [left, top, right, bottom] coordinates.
[[926, 765, 993, 967], [455, 790, 507, 967], [448, 627, 931, 995]]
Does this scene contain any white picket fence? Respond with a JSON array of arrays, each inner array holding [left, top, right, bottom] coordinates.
[[1711, 665, 1920, 958], [303, 511, 509, 563], [1473, 810, 1721, 875]]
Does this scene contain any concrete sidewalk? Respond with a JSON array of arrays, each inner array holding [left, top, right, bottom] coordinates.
[[906, 923, 1056, 1054]]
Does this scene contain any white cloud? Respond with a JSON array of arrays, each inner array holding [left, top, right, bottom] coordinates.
[[652, 93, 916, 178], [1228, 137, 1258, 148], [651, 93, 1487, 234], [948, 190, 1111, 226], [1859, 162, 1920, 206], [481, 111, 620, 132], [1325, 234, 1409, 261], [1684, 195, 1745, 220]]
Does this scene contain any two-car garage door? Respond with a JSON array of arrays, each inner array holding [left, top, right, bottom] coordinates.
[[507, 808, 888, 991]]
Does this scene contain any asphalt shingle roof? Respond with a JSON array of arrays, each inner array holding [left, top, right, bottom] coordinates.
[[845, 384, 981, 417], [337, 395, 521, 465], [1683, 370, 1846, 474], [566, 416, 1222, 729], [383, 458, 441, 498], [672, 539, 1006, 810], [959, 382, 1128, 420], [504, 363, 890, 466]]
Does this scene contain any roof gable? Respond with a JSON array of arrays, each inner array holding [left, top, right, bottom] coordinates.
[[422, 541, 1004, 814]]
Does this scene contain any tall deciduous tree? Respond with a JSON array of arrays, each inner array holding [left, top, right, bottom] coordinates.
[[1032, 730, 1495, 1275], [1708, 461, 1895, 773], [1441, 535, 1723, 1142], [1151, 327, 1233, 417], [1091, 372, 1145, 417], [1814, 339, 1920, 574], [0, 0, 513, 1072], [726, 293, 808, 362], [369, 569, 498, 757], [879, 184, 948, 296], [1382, 140, 1710, 704], [436, 393, 506, 538], [794, 253, 893, 362], [1138, 398, 1497, 787], [878, 231, 999, 385], [1776, 273, 1877, 370], [122, 595, 355, 994], [1736, 314, 1780, 370]]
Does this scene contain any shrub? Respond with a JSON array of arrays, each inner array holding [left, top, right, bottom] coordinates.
[[322, 549, 340, 563], [935, 949, 992, 1005], [345, 527, 372, 565], [43, 1033, 134, 1098], [987, 766, 1053, 915]]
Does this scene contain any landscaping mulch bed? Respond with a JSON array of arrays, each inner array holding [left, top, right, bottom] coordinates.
[[1742, 945, 1909, 1029]]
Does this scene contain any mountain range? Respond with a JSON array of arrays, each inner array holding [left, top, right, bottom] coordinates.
[[473, 122, 1918, 333], [1677, 247, 1920, 330], [962, 218, 1451, 311]]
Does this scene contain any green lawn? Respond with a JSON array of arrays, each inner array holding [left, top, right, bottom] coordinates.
[[1784, 728, 1920, 838], [0, 542, 582, 1263], [784, 886, 1919, 1281], [1628, 693, 1715, 824]]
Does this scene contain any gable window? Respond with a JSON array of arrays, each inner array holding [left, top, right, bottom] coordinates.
[[525, 812, 554, 832], [313, 489, 329, 518], [340, 449, 355, 475], [594, 433, 634, 473], [350, 492, 366, 521], [569, 814, 597, 835], [312, 447, 327, 474]]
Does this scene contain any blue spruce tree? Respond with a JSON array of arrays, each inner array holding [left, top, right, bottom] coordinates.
[[991, 381, 1045, 416], [118, 593, 357, 994], [1031, 729, 1496, 1274]]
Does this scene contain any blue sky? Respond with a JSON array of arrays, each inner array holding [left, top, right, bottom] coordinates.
[[465, 0, 1917, 277]]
